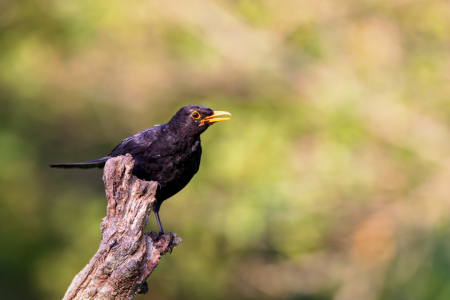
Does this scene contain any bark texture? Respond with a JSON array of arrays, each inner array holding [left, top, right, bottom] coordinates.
[[63, 154, 181, 300]]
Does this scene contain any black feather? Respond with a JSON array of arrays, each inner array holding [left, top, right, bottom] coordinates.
[[50, 105, 228, 234], [50, 157, 109, 169]]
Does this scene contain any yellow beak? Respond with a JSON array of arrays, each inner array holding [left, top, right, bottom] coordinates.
[[201, 111, 231, 124]]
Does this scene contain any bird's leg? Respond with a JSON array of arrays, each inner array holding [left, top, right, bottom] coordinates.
[[154, 211, 164, 234], [153, 201, 173, 245], [153, 200, 164, 234]]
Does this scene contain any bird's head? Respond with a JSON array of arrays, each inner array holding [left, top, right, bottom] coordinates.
[[168, 105, 231, 136]]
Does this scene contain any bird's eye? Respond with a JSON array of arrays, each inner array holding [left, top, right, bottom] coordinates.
[[191, 111, 201, 120]]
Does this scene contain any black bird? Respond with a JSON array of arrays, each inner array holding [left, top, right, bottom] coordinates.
[[50, 105, 231, 234]]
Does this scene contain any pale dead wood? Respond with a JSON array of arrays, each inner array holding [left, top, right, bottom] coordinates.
[[63, 154, 181, 300]]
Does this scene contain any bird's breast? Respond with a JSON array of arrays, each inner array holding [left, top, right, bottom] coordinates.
[[132, 139, 202, 200]]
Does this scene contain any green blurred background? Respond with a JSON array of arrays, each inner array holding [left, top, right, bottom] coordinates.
[[2, 0, 450, 299]]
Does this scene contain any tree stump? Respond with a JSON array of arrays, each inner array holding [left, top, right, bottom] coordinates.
[[63, 154, 181, 300]]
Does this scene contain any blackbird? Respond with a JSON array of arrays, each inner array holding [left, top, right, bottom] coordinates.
[[50, 105, 231, 234]]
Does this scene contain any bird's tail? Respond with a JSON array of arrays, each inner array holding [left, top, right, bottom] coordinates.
[[49, 157, 110, 169]]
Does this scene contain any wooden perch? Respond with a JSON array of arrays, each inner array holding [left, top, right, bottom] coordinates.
[[63, 154, 181, 300]]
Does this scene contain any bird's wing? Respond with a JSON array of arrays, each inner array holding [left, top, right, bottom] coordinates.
[[108, 127, 160, 157]]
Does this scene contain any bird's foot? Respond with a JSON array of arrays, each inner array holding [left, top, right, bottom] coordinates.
[[167, 231, 174, 253], [157, 231, 174, 253], [158, 230, 173, 240]]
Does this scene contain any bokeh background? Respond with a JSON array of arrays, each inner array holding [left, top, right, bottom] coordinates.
[[2, 0, 450, 299]]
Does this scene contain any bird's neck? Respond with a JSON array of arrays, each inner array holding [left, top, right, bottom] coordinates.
[[166, 118, 183, 133], [163, 122, 200, 145]]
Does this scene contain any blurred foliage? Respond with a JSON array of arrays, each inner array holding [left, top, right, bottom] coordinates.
[[1, 0, 450, 299]]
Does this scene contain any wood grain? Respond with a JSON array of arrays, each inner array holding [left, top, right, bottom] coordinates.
[[63, 154, 181, 300]]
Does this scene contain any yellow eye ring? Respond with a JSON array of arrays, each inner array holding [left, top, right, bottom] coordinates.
[[191, 111, 201, 120]]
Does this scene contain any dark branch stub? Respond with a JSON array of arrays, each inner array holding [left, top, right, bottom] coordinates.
[[63, 154, 181, 300]]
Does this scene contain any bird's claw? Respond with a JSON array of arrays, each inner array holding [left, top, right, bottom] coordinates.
[[167, 231, 174, 253], [157, 231, 174, 253], [158, 230, 173, 240]]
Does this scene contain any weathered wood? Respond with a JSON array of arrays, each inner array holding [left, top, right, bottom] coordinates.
[[63, 154, 181, 300]]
